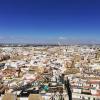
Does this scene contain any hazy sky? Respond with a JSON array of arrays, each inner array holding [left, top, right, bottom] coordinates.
[[0, 0, 100, 44]]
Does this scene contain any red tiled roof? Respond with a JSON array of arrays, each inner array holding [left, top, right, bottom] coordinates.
[[83, 86, 91, 89], [87, 81, 100, 84], [92, 93, 100, 96]]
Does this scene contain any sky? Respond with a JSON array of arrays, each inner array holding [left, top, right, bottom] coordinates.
[[0, 0, 100, 44]]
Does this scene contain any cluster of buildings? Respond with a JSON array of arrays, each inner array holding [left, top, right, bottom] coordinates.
[[0, 45, 100, 100]]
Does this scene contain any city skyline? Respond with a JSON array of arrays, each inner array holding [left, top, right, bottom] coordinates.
[[0, 0, 100, 44]]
